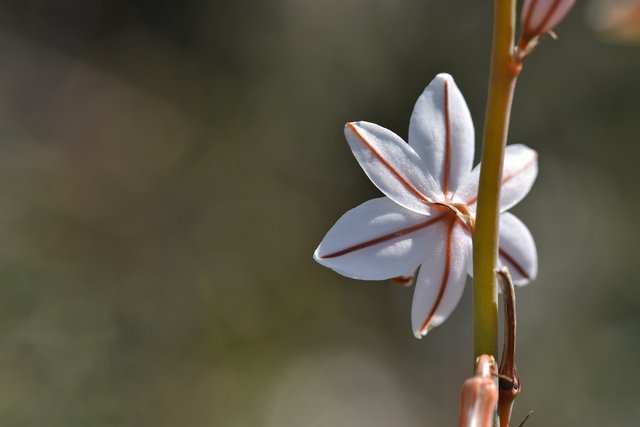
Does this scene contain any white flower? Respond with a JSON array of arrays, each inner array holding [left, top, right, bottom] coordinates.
[[313, 74, 538, 338]]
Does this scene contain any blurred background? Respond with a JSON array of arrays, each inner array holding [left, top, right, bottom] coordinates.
[[0, 0, 638, 426]]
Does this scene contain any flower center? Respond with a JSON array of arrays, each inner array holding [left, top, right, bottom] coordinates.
[[434, 201, 475, 232], [453, 203, 475, 231]]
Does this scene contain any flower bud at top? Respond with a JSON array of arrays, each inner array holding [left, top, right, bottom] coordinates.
[[520, 0, 576, 45]]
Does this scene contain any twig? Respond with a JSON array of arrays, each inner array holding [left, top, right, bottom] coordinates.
[[497, 267, 521, 427], [517, 410, 534, 427]]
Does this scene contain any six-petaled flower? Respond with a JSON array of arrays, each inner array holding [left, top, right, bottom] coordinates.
[[313, 74, 538, 338]]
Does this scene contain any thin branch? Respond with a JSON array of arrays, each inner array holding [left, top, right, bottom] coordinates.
[[497, 267, 521, 427]]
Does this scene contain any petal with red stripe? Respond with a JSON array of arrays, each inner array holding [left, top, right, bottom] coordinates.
[[456, 144, 538, 213], [344, 122, 442, 214], [498, 212, 538, 285], [314, 197, 446, 280], [408, 73, 475, 196], [411, 223, 471, 337]]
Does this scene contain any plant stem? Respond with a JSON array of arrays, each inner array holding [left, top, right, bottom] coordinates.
[[473, 0, 519, 359]]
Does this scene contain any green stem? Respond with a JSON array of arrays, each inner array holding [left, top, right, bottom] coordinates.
[[473, 0, 520, 359]]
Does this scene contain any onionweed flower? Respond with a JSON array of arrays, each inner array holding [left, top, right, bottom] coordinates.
[[314, 74, 538, 338]]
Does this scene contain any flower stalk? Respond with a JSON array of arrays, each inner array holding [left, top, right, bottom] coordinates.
[[473, 0, 520, 359]]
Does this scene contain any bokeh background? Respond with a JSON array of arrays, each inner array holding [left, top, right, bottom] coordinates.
[[0, 0, 638, 426]]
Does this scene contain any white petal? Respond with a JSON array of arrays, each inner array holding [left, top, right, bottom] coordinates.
[[522, 0, 575, 37], [497, 145, 538, 211], [408, 73, 475, 196], [344, 122, 442, 214], [498, 213, 538, 286], [411, 223, 471, 337], [314, 197, 448, 280], [455, 144, 538, 212]]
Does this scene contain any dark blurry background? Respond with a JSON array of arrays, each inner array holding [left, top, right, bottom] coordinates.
[[0, 0, 638, 426]]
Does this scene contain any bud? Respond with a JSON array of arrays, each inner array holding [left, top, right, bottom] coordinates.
[[519, 0, 576, 52], [458, 355, 498, 427]]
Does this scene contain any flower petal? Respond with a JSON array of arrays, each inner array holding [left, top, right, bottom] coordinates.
[[344, 121, 442, 213], [498, 212, 538, 286], [408, 73, 475, 196], [314, 197, 447, 280], [496, 145, 538, 211], [411, 222, 471, 337], [455, 144, 538, 212]]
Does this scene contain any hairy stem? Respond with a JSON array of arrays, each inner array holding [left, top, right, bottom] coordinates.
[[473, 0, 520, 359]]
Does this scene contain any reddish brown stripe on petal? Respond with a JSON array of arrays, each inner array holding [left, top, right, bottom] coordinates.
[[499, 248, 530, 281], [346, 123, 432, 205], [419, 220, 456, 333], [522, 0, 564, 39], [522, 0, 537, 38], [499, 152, 538, 187], [443, 79, 452, 196], [319, 214, 447, 259], [533, 0, 564, 36], [465, 152, 537, 206]]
